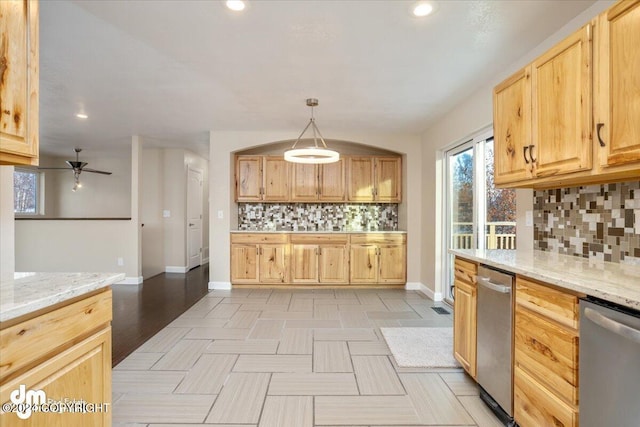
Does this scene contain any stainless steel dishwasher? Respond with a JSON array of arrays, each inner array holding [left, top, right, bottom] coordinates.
[[476, 265, 515, 426], [580, 297, 640, 427]]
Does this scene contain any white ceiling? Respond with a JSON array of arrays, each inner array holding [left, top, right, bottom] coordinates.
[[39, 0, 596, 158]]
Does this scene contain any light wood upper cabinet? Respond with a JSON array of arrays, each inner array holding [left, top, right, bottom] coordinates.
[[347, 157, 376, 202], [453, 257, 477, 378], [0, 0, 39, 166], [493, 67, 533, 185], [347, 156, 401, 202], [291, 159, 346, 202], [319, 160, 345, 201], [236, 156, 263, 201], [263, 156, 289, 201], [595, 0, 640, 171], [531, 24, 592, 179]]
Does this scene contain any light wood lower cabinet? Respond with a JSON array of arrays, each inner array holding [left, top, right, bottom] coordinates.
[[231, 233, 406, 286], [350, 234, 407, 284], [290, 235, 349, 285], [514, 276, 582, 427], [0, 289, 112, 426], [452, 257, 477, 378]]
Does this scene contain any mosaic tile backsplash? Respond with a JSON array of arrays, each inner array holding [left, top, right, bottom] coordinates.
[[238, 203, 399, 232], [533, 181, 640, 265]]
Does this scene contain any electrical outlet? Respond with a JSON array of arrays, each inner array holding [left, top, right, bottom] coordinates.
[[163, 210, 171, 218], [117, 257, 124, 266], [217, 210, 224, 219]]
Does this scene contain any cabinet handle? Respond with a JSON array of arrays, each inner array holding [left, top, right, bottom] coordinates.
[[528, 145, 537, 163], [596, 123, 605, 147], [318, 247, 322, 255], [256, 247, 259, 255], [523, 146, 530, 164]]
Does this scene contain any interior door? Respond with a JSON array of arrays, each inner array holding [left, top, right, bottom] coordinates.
[[187, 167, 203, 270]]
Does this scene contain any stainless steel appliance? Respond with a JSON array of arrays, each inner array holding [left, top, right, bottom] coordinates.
[[580, 298, 640, 427], [476, 265, 515, 425]]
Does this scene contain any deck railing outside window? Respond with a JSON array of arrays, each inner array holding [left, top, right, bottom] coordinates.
[[452, 221, 516, 250]]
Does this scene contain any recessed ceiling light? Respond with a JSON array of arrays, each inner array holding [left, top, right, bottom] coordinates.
[[76, 113, 88, 119], [413, 1, 435, 17], [226, 1, 246, 11]]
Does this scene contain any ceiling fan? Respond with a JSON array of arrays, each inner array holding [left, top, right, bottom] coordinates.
[[38, 148, 112, 191]]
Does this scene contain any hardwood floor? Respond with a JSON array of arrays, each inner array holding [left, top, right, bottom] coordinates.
[[112, 287, 502, 426], [111, 264, 210, 365]]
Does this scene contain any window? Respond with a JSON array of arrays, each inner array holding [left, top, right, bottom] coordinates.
[[444, 130, 516, 300], [14, 169, 42, 215]]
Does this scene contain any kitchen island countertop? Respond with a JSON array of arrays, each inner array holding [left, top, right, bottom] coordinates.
[[0, 272, 124, 323], [449, 249, 640, 310]]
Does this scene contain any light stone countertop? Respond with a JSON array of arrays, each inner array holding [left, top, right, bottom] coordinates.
[[449, 249, 640, 311], [231, 230, 407, 234], [0, 272, 125, 323]]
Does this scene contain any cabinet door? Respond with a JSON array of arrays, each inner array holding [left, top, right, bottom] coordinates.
[[0, 0, 39, 166], [291, 163, 318, 201], [349, 244, 378, 283], [236, 156, 262, 202], [375, 157, 401, 202], [378, 244, 406, 283], [259, 244, 288, 283], [0, 328, 112, 427], [453, 280, 477, 378], [531, 25, 592, 178], [319, 160, 345, 201], [347, 157, 375, 202], [319, 245, 349, 284], [493, 67, 533, 184], [596, 1, 640, 169], [263, 157, 290, 201], [291, 244, 319, 283], [231, 244, 259, 283]]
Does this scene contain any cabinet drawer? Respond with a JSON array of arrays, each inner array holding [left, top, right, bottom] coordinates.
[[454, 257, 477, 285], [231, 233, 289, 244], [290, 234, 348, 244], [514, 366, 577, 427], [515, 306, 579, 405], [0, 289, 112, 382], [350, 233, 406, 245], [516, 276, 580, 329]]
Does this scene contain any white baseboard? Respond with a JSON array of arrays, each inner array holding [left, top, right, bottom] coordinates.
[[116, 276, 144, 285], [405, 282, 421, 290], [202, 257, 210, 264], [209, 281, 232, 290], [414, 282, 444, 302], [166, 266, 188, 273]]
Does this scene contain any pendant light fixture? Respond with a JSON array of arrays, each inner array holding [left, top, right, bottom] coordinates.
[[284, 98, 339, 164]]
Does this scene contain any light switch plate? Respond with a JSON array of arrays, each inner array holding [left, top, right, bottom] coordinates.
[[163, 210, 171, 218], [217, 210, 224, 219], [525, 210, 533, 227]]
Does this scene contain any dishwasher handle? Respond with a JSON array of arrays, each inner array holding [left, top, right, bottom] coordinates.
[[477, 276, 511, 294], [584, 307, 640, 345]]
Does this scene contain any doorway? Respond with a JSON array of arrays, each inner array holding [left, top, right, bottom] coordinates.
[[187, 167, 203, 270]]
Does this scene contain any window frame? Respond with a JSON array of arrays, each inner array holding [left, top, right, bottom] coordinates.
[[14, 168, 44, 216]]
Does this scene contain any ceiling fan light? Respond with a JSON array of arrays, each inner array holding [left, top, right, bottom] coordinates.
[[284, 147, 340, 164]]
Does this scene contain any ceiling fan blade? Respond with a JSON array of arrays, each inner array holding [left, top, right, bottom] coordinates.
[[82, 168, 112, 175], [37, 167, 73, 170]]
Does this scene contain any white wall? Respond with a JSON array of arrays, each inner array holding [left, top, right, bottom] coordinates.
[[15, 219, 138, 277], [141, 148, 165, 278], [0, 166, 15, 280], [208, 130, 422, 289], [419, 1, 615, 298], [37, 153, 131, 218]]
